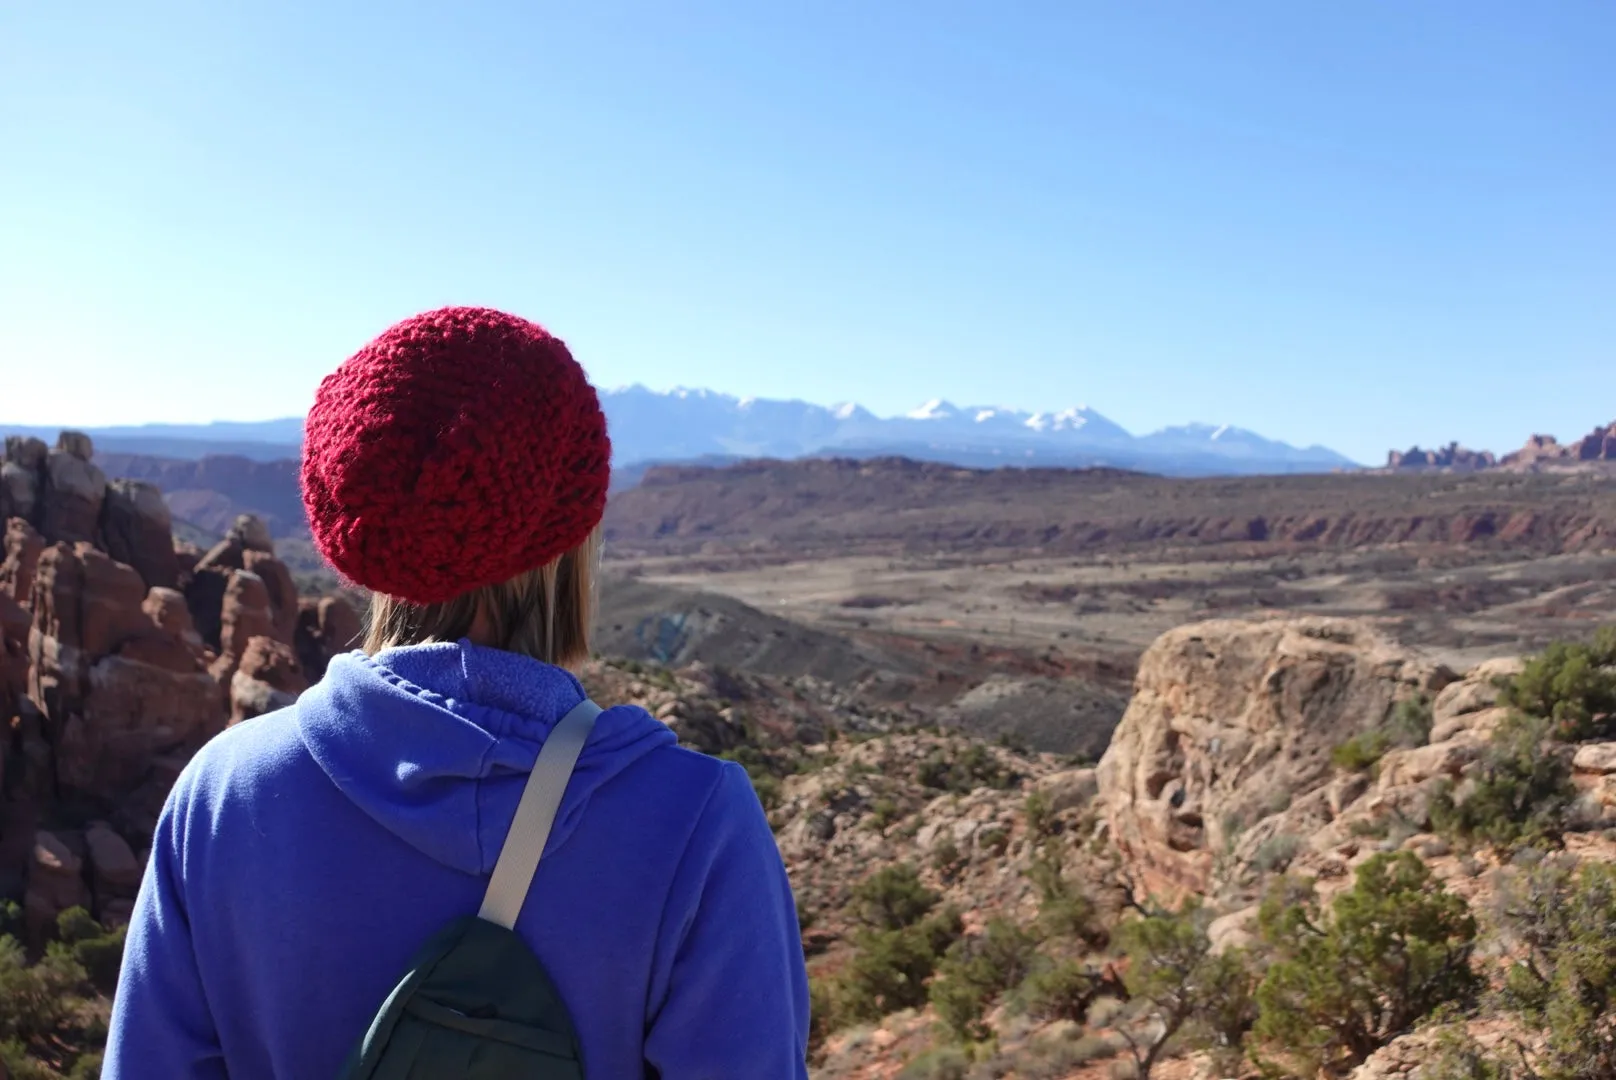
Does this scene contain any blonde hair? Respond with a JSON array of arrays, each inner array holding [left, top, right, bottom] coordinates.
[[363, 527, 602, 670]]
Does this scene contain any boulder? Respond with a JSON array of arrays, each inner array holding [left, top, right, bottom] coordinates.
[[85, 823, 142, 903], [2, 436, 48, 470], [1095, 617, 1453, 903], [1032, 768, 1099, 813], [296, 594, 362, 680], [229, 635, 307, 724], [143, 586, 202, 644], [1376, 739, 1483, 790], [1, 436, 47, 528], [1207, 905, 1259, 955], [101, 479, 180, 590], [77, 545, 152, 656], [243, 549, 299, 644], [1430, 656, 1522, 742], [1, 463, 37, 525], [56, 431, 94, 462], [60, 653, 225, 798], [184, 565, 232, 649], [1573, 743, 1616, 775], [40, 447, 107, 545], [229, 513, 275, 553], [24, 831, 90, 941], [210, 570, 276, 680]]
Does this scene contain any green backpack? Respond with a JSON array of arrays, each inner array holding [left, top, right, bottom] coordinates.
[[339, 699, 602, 1079]]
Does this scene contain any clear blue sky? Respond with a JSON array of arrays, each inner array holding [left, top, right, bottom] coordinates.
[[3, 2, 1611, 463]]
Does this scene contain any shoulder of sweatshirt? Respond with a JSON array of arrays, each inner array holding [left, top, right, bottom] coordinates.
[[164, 706, 308, 816]]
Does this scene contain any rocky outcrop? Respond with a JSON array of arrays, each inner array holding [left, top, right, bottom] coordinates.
[[0, 434, 357, 935], [1503, 422, 1616, 469], [1386, 443, 1496, 472], [0, 436, 47, 527], [41, 434, 109, 545], [230, 636, 307, 725], [0, 518, 43, 603], [1095, 617, 1455, 903], [210, 570, 277, 681], [101, 478, 180, 590], [1387, 423, 1616, 476], [23, 831, 91, 940], [295, 595, 362, 680]]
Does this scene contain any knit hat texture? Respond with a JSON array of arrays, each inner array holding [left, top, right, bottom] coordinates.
[[301, 306, 611, 604]]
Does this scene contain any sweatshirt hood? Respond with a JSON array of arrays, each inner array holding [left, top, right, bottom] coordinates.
[[295, 640, 677, 876]]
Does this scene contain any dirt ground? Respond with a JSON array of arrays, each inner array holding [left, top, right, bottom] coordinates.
[[613, 546, 1616, 676]]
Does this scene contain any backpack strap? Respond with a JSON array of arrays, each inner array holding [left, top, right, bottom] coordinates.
[[478, 697, 602, 929]]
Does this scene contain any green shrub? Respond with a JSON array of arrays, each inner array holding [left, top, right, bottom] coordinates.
[[1114, 899, 1257, 1080], [0, 935, 86, 1044], [868, 798, 901, 832], [55, 909, 124, 995], [1430, 711, 1576, 851], [66, 1054, 103, 1080], [977, 827, 1009, 857], [897, 1045, 971, 1080], [1024, 789, 1056, 840], [1500, 627, 1616, 740], [1332, 697, 1433, 775], [1332, 730, 1391, 772], [1022, 959, 1107, 1023], [918, 745, 1017, 794], [931, 837, 964, 880], [835, 908, 964, 1023], [1027, 850, 1105, 946], [1253, 851, 1479, 1076], [1250, 833, 1303, 873], [1388, 695, 1435, 747], [808, 976, 836, 1051], [851, 863, 937, 932], [1494, 858, 1616, 1080], [929, 917, 1040, 1041]]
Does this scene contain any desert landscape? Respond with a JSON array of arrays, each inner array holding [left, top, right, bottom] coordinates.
[[2, 425, 1616, 1077]]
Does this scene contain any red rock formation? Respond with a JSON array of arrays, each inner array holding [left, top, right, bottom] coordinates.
[[1500, 422, 1616, 470], [244, 549, 299, 644], [1385, 443, 1496, 471], [101, 478, 181, 591], [210, 569, 277, 681], [0, 435, 47, 525], [0, 433, 357, 934], [296, 595, 362, 681], [230, 635, 308, 725], [0, 518, 43, 603], [23, 831, 90, 940], [40, 434, 109, 545]]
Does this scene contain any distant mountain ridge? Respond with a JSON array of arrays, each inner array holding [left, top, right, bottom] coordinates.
[[4, 386, 1358, 476]]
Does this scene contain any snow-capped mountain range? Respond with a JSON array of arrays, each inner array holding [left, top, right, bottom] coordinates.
[[598, 386, 1358, 475], [2, 387, 1359, 476]]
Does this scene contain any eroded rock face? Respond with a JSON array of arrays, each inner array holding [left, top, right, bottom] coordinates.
[[0, 439, 356, 942], [41, 445, 108, 545], [0, 518, 44, 603], [27, 543, 151, 726], [296, 595, 362, 681], [101, 479, 180, 591], [1095, 617, 1455, 903], [229, 635, 307, 725], [1, 436, 48, 527], [243, 549, 298, 644], [210, 570, 276, 681]]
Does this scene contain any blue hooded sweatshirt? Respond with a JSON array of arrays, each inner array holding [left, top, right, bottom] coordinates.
[[103, 641, 811, 1078]]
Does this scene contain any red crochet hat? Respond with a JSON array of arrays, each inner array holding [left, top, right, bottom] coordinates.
[[301, 306, 611, 604]]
